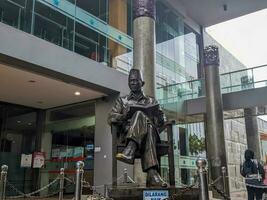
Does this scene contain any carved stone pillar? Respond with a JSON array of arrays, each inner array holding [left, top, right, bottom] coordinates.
[[204, 45, 230, 198], [244, 107, 261, 160], [133, 0, 156, 97], [132, 0, 156, 185]]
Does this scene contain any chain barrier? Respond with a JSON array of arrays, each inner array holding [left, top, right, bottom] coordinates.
[[209, 176, 231, 200], [6, 176, 60, 199], [167, 182, 199, 200], [210, 183, 231, 200], [8, 181, 75, 200]]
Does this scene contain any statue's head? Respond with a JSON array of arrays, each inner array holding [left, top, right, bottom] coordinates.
[[128, 69, 144, 92]]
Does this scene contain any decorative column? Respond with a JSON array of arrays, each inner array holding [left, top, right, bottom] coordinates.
[[244, 107, 261, 160], [204, 45, 229, 197], [133, 0, 156, 97], [132, 0, 156, 185]]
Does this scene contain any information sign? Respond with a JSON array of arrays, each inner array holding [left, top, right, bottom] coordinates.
[[143, 190, 169, 200]]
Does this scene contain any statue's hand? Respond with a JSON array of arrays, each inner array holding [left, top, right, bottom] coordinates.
[[122, 105, 130, 120]]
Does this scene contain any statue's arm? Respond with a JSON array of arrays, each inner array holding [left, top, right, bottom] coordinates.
[[108, 97, 126, 125], [152, 98, 165, 128]]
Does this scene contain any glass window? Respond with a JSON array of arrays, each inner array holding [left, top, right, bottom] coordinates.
[[76, 0, 108, 22], [155, 0, 200, 87], [33, 2, 74, 51], [74, 22, 109, 64], [0, 0, 33, 32], [0, 103, 37, 195], [46, 102, 96, 189]]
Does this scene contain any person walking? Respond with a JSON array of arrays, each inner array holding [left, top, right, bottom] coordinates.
[[241, 149, 265, 200], [263, 155, 267, 185]]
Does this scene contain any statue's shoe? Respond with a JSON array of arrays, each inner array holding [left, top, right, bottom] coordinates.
[[116, 153, 134, 164], [147, 170, 168, 188], [116, 141, 136, 164]]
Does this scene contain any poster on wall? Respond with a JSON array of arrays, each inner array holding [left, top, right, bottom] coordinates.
[[33, 152, 45, 168], [20, 154, 32, 168]]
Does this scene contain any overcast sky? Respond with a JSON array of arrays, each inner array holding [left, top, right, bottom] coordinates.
[[206, 8, 267, 68], [206, 9, 267, 120]]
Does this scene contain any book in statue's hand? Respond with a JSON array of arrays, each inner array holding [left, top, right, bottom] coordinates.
[[128, 103, 159, 118]]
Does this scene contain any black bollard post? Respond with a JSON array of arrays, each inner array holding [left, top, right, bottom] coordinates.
[[75, 161, 84, 200], [59, 168, 64, 200], [221, 166, 227, 194], [123, 168, 128, 184], [0, 165, 8, 200], [196, 158, 209, 200]]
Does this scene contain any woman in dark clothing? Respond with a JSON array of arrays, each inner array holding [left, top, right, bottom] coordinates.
[[241, 149, 265, 200]]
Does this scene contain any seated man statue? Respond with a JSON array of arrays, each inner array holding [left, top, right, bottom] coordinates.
[[108, 69, 167, 187]]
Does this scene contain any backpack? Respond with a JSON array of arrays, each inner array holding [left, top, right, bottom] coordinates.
[[242, 159, 264, 186]]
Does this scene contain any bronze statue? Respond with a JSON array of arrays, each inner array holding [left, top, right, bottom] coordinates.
[[108, 69, 167, 187]]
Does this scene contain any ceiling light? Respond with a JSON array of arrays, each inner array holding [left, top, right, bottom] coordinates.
[[17, 120, 21, 123], [28, 123, 32, 126], [75, 91, 81, 96]]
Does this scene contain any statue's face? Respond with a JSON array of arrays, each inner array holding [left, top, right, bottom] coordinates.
[[128, 74, 143, 92]]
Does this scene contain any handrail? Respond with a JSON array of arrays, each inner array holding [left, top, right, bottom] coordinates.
[[157, 78, 204, 90], [221, 64, 267, 76], [157, 64, 267, 103], [157, 64, 267, 90]]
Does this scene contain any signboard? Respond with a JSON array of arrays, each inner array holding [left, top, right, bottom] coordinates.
[[179, 156, 198, 169], [20, 154, 32, 168], [143, 190, 169, 200], [51, 148, 60, 158], [33, 152, 45, 168], [73, 147, 84, 158]]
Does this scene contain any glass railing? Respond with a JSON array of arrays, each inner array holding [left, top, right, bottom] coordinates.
[[220, 64, 267, 93], [157, 64, 267, 108], [0, 0, 130, 67], [156, 79, 205, 104]]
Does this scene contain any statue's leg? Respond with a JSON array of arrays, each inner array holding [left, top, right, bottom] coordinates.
[[126, 111, 148, 148], [141, 123, 159, 171], [116, 111, 148, 164], [141, 124, 167, 187]]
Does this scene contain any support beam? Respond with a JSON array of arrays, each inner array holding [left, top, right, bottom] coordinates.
[[204, 45, 229, 198]]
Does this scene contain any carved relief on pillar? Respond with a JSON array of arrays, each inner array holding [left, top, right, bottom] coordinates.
[[133, 0, 155, 20], [204, 45, 220, 67]]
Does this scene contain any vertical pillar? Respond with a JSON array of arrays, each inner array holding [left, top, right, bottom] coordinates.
[[33, 110, 46, 192], [204, 45, 229, 197], [0, 107, 8, 152], [95, 96, 133, 192], [132, 0, 156, 185], [109, 0, 127, 67], [133, 0, 156, 97], [244, 107, 261, 160]]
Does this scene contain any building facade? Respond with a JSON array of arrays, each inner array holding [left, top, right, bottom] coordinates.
[[0, 0, 267, 196]]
